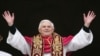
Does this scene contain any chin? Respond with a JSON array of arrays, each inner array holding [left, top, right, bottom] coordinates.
[[42, 33, 52, 36]]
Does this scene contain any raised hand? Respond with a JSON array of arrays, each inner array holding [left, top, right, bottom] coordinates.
[[83, 11, 96, 28], [2, 11, 14, 26]]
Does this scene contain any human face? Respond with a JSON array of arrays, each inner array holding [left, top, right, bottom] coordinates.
[[38, 21, 54, 36]]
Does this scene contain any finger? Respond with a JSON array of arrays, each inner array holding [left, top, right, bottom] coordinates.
[[2, 14, 5, 18], [2, 14, 7, 20], [91, 11, 96, 20], [91, 11, 95, 16], [2, 11, 6, 18], [12, 13, 15, 19], [93, 14, 96, 19], [7, 11, 10, 16], [90, 11, 96, 19], [4, 11, 8, 16], [83, 13, 86, 19], [2, 11, 8, 20], [88, 11, 91, 16]]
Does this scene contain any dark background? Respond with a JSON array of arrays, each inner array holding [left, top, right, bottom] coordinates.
[[0, 0, 100, 56]]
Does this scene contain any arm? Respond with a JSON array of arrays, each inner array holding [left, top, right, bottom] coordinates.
[[0, 51, 12, 56], [66, 27, 93, 52], [2, 11, 31, 56], [64, 11, 96, 52]]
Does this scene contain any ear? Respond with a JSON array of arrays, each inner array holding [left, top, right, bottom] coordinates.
[[52, 28, 55, 32], [38, 28, 41, 33]]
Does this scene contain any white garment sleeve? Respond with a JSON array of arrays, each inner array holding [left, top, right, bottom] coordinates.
[[7, 28, 31, 56], [0, 51, 12, 56], [64, 28, 93, 53]]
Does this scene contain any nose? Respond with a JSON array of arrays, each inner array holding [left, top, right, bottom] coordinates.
[[45, 27, 49, 30]]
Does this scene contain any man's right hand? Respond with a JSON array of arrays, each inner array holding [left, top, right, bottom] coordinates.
[[2, 11, 14, 26]]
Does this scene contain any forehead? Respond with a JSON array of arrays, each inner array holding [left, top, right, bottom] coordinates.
[[41, 21, 52, 26]]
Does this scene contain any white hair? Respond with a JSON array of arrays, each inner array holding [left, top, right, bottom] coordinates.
[[38, 19, 54, 30]]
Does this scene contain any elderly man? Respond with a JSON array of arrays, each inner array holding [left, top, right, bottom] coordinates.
[[2, 10, 96, 56]]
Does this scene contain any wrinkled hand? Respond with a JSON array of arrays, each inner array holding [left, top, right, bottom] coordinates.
[[83, 11, 96, 28], [2, 11, 14, 26]]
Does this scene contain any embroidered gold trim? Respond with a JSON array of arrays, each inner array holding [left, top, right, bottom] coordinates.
[[52, 33, 63, 56], [31, 35, 43, 56], [31, 33, 63, 56]]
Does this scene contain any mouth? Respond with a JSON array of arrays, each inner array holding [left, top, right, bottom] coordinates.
[[44, 30, 49, 32]]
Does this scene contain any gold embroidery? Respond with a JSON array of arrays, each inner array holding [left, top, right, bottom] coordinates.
[[32, 35, 43, 56], [31, 33, 63, 56], [52, 34, 63, 56]]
